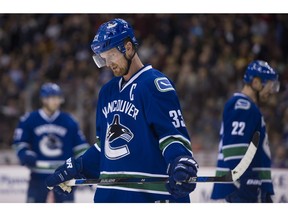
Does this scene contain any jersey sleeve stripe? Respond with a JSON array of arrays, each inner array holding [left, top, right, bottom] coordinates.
[[223, 155, 244, 161], [159, 135, 192, 152], [159, 135, 190, 146], [216, 167, 230, 171], [252, 169, 272, 180], [216, 169, 229, 177], [222, 146, 248, 159], [74, 143, 90, 158], [73, 143, 90, 152], [222, 143, 249, 150], [12, 142, 30, 153], [161, 141, 193, 157], [252, 167, 271, 171], [218, 153, 224, 160], [94, 143, 101, 152]]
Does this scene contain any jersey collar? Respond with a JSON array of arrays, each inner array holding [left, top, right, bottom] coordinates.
[[118, 65, 152, 92], [39, 109, 60, 122]]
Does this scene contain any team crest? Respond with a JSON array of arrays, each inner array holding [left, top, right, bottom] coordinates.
[[39, 134, 63, 157], [154, 77, 175, 92], [105, 114, 134, 160]]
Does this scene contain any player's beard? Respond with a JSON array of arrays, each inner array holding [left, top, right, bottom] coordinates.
[[111, 63, 128, 77], [259, 84, 274, 103], [259, 91, 271, 103]]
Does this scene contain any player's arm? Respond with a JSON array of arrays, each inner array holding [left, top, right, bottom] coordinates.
[[45, 95, 104, 194], [221, 99, 262, 202], [70, 119, 90, 158], [143, 76, 198, 198], [13, 113, 37, 167]]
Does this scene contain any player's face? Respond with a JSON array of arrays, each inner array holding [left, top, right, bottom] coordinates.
[[100, 48, 128, 77], [259, 80, 280, 102], [42, 96, 62, 112]]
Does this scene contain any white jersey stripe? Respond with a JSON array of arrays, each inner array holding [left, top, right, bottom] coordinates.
[[159, 134, 191, 146], [216, 167, 230, 172], [162, 141, 193, 157], [73, 143, 89, 152], [223, 155, 243, 161], [119, 65, 152, 92], [97, 185, 170, 195], [252, 167, 271, 171], [13, 142, 30, 153], [100, 171, 168, 178], [94, 143, 101, 152], [222, 143, 249, 150]]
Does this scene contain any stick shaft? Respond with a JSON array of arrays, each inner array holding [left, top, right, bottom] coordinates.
[[65, 132, 260, 187]]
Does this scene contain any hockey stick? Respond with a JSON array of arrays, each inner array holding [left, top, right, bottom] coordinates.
[[65, 132, 260, 186]]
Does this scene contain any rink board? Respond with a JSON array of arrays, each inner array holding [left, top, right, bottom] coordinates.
[[0, 166, 287, 203]]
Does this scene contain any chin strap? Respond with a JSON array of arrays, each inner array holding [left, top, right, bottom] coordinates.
[[250, 84, 261, 105], [123, 50, 136, 76]]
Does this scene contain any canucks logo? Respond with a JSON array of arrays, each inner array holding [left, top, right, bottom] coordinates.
[[105, 114, 134, 160], [235, 99, 251, 110], [39, 134, 63, 157], [154, 77, 175, 92]]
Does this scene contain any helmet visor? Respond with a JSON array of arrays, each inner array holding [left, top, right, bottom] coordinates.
[[263, 80, 280, 94], [92, 48, 124, 68], [92, 54, 106, 68]]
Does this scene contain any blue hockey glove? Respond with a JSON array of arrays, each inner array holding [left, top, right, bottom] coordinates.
[[166, 156, 198, 199], [18, 149, 37, 167], [225, 171, 262, 203], [46, 157, 83, 196], [260, 191, 273, 203]]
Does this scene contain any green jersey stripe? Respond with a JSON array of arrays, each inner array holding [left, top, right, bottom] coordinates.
[[159, 136, 192, 151], [223, 146, 248, 158]]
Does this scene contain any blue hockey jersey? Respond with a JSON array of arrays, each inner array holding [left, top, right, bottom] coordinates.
[[13, 109, 89, 178], [211, 93, 274, 200], [81, 65, 194, 203]]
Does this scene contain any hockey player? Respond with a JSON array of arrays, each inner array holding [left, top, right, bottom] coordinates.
[[46, 18, 198, 203], [211, 60, 279, 202], [13, 83, 89, 203]]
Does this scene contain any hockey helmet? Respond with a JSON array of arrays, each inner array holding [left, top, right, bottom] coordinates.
[[91, 18, 138, 68], [40, 83, 63, 98], [243, 60, 280, 93]]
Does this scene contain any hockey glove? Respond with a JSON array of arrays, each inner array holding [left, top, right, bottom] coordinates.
[[46, 157, 83, 196], [166, 156, 198, 199], [225, 171, 262, 203], [18, 149, 37, 167], [260, 191, 273, 203]]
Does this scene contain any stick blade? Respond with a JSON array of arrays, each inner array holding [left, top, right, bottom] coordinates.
[[231, 131, 260, 181]]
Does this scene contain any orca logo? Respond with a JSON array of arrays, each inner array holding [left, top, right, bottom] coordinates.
[[105, 114, 134, 160], [39, 134, 63, 157]]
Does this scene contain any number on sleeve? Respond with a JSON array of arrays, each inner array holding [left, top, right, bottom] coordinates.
[[169, 110, 185, 128], [231, 121, 245, 136]]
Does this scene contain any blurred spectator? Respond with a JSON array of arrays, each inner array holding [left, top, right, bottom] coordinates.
[[0, 14, 287, 167]]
